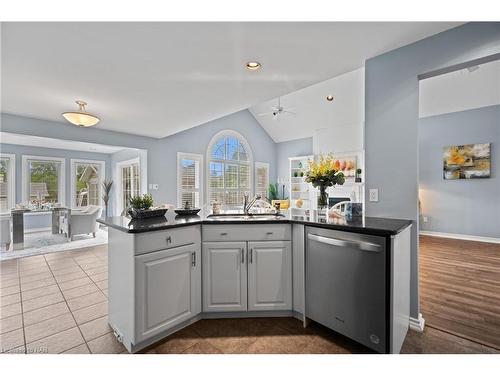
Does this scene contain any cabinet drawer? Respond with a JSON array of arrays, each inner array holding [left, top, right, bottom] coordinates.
[[202, 224, 291, 242], [134, 225, 201, 255]]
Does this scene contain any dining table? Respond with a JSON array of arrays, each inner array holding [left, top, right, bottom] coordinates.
[[11, 207, 71, 250]]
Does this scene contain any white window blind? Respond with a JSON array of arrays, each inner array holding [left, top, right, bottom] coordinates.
[[177, 153, 202, 208]]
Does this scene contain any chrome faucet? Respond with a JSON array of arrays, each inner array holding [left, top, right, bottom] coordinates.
[[243, 193, 261, 215]]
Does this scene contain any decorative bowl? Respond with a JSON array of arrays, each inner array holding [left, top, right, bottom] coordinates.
[[174, 208, 201, 216], [128, 207, 168, 219]]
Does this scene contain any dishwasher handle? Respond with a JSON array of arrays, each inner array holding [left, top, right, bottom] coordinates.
[[307, 233, 381, 252]]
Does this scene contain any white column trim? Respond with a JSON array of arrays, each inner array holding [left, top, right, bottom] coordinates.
[[0, 153, 16, 212]]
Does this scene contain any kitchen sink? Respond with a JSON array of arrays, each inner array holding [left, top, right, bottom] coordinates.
[[206, 213, 285, 221]]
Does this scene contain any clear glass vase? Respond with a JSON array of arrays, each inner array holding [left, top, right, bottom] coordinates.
[[317, 185, 328, 218]]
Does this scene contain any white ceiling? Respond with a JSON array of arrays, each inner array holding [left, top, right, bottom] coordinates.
[[419, 58, 500, 118], [249, 68, 365, 142], [1, 22, 460, 139], [0, 132, 129, 154]]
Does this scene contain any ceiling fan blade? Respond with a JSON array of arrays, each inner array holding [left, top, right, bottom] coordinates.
[[283, 110, 296, 115], [257, 112, 271, 116]]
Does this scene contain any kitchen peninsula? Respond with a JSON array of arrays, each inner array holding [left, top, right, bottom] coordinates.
[[98, 211, 411, 354]]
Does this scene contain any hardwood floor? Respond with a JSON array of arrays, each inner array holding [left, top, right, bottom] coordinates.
[[419, 235, 500, 350]]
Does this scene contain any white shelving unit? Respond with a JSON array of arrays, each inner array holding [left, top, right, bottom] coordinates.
[[288, 155, 315, 220]]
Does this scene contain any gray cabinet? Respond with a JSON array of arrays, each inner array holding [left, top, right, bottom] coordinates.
[[107, 225, 201, 352], [135, 243, 201, 341], [202, 241, 247, 312], [248, 241, 292, 311]]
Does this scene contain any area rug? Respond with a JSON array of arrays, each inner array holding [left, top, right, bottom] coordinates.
[[0, 228, 108, 260]]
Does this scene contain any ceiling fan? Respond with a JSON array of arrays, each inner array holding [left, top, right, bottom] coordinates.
[[257, 97, 296, 120]]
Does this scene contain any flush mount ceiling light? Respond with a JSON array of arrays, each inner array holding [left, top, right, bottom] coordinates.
[[62, 100, 100, 127], [326, 95, 334, 102], [245, 61, 261, 71]]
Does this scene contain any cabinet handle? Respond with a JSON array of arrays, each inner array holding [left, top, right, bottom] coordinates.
[[192, 252, 196, 267], [250, 248, 253, 263], [166, 236, 172, 244], [220, 232, 228, 236], [241, 248, 245, 263], [266, 232, 273, 235]]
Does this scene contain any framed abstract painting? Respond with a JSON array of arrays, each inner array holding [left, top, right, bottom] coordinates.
[[443, 143, 491, 180]]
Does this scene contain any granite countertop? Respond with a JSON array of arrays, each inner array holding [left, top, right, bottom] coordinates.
[[98, 210, 412, 237]]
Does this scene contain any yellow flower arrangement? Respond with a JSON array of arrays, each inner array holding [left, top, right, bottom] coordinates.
[[305, 154, 345, 209], [305, 154, 345, 188]]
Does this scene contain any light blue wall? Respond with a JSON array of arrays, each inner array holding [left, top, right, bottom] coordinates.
[[1, 109, 278, 209], [0, 143, 111, 229], [150, 109, 277, 205], [276, 137, 313, 194], [419, 105, 500, 238], [365, 22, 500, 319]]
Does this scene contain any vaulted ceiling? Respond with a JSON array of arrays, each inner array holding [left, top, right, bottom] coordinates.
[[1, 22, 461, 138]]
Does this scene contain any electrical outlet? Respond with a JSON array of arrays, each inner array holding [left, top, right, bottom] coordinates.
[[369, 189, 379, 202], [423, 216, 429, 223]]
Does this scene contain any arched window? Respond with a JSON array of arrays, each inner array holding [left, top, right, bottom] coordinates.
[[207, 130, 252, 208]]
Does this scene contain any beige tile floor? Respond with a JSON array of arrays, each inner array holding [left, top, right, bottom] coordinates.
[[0, 245, 123, 354], [1, 245, 498, 354]]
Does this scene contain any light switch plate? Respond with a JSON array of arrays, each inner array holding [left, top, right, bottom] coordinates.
[[369, 189, 379, 202], [423, 216, 429, 223], [148, 184, 153, 190]]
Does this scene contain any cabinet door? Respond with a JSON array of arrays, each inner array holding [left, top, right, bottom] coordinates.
[[248, 241, 292, 311], [202, 241, 247, 312], [135, 243, 201, 342]]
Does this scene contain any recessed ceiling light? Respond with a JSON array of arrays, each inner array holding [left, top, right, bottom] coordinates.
[[246, 61, 261, 71], [62, 100, 100, 127], [326, 95, 334, 101]]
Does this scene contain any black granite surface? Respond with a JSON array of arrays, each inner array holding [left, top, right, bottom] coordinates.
[[98, 210, 412, 237]]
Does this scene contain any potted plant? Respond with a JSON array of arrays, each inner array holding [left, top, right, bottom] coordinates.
[[102, 180, 113, 217], [305, 154, 345, 215], [128, 194, 167, 219], [268, 182, 290, 210]]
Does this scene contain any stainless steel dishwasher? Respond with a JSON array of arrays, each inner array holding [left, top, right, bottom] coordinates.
[[306, 226, 387, 352]]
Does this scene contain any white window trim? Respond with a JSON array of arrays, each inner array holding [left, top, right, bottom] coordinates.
[[206, 130, 253, 207], [254, 161, 270, 198], [177, 152, 203, 208], [0, 153, 16, 213], [22, 155, 66, 205], [70, 159, 106, 209], [114, 157, 141, 216]]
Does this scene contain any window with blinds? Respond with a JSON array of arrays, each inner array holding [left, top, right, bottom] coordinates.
[[177, 153, 202, 208], [255, 162, 270, 199], [207, 131, 252, 208]]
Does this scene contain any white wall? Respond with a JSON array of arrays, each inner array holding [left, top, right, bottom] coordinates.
[[250, 68, 365, 144], [312, 68, 365, 155], [419, 58, 500, 118]]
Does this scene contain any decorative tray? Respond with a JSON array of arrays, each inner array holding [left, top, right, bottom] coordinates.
[[174, 208, 201, 216]]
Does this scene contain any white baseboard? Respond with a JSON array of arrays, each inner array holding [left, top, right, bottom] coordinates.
[[420, 230, 500, 244], [25, 226, 52, 234], [409, 313, 425, 333]]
